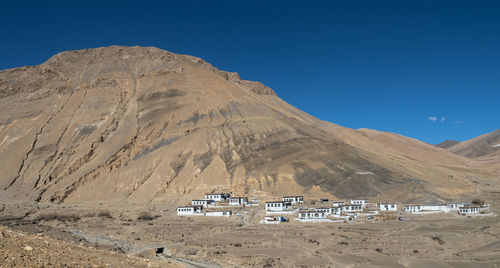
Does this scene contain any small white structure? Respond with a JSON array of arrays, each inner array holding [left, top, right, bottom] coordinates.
[[177, 206, 203, 216], [204, 211, 232, 217], [316, 207, 333, 215], [260, 216, 285, 224], [204, 193, 230, 202], [403, 205, 450, 213], [447, 203, 467, 211], [332, 201, 346, 207], [229, 197, 248, 206], [265, 201, 292, 212], [480, 203, 491, 210], [331, 207, 343, 215], [459, 206, 480, 215], [341, 205, 363, 213], [298, 210, 326, 220], [350, 200, 369, 207], [282, 196, 304, 205], [377, 203, 397, 211], [191, 200, 211, 208]]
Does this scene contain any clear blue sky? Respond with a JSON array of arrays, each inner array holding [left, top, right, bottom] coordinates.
[[1, 1, 499, 144]]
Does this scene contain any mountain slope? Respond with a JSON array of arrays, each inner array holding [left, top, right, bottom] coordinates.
[[447, 129, 500, 158], [0, 46, 494, 204], [444, 129, 500, 171], [436, 140, 459, 149]]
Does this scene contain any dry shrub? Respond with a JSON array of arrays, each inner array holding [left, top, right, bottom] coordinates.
[[97, 211, 112, 218], [82, 212, 96, 217], [472, 199, 484, 205], [137, 211, 154, 221], [36, 213, 80, 222]]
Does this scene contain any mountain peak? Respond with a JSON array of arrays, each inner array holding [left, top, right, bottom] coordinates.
[[0, 46, 275, 98]]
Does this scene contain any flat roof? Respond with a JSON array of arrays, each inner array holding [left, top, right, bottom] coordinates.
[[404, 204, 447, 206]]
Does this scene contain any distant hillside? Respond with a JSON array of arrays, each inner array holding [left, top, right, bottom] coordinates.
[[447, 129, 500, 158], [436, 140, 460, 149]]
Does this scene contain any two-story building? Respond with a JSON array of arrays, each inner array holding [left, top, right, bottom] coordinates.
[[265, 201, 292, 212], [282, 196, 304, 205], [204, 193, 231, 202], [229, 197, 248, 206], [298, 210, 327, 220], [377, 203, 397, 211], [350, 200, 369, 207]]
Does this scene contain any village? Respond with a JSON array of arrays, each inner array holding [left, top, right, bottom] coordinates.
[[177, 192, 492, 224]]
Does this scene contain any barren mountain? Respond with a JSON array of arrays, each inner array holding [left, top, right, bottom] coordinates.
[[446, 129, 500, 158], [435, 140, 459, 149], [442, 129, 500, 171], [0, 46, 496, 205]]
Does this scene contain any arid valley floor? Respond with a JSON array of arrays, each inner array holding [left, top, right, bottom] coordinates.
[[1, 177, 499, 268]]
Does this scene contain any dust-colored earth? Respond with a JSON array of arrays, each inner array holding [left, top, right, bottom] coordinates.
[[1, 181, 499, 267], [0, 225, 180, 267]]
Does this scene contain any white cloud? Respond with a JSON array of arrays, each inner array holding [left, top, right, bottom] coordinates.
[[453, 120, 463, 124], [429, 116, 437, 122], [440, 117, 446, 123]]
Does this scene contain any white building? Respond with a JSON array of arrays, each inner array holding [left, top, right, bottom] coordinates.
[[332, 201, 346, 207], [282, 196, 304, 205], [459, 206, 480, 215], [350, 200, 369, 207], [177, 206, 203, 216], [316, 207, 333, 215], [447, 203, 467, 211], [204, 193, 230, 202], [403, 205, 450, 213], [331, 207, 342, 215], [265, 201, 292, 212], [260, 216, 285, 224], [480, 203, 491, 210], [191, 200, 211, 208], [377, 203, 397, 211], [204, 211, 232, 217], [341, 205, 363, 213], [298, 210, 327, 220], [229, 197, 248, 206]]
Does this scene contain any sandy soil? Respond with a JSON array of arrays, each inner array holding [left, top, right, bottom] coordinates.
[[1, 187, 499, 268], [0, 225, 180, 268]]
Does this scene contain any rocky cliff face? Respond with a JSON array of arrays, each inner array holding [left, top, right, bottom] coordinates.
[[0, 46, 494, 204]]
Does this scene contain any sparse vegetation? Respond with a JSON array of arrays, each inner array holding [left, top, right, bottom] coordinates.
[[472, 199, 485, 205], [97, 211, 112, 218], [82, 212, 96, 217], [137, 211, 154, 221], [36, 213, 80, 222]]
